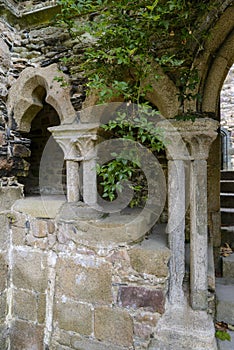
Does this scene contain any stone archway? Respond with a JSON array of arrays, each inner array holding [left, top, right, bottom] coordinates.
[[7, 63, 76, 132], [191, 4, 234, 269], [7, 64, 76, 196]]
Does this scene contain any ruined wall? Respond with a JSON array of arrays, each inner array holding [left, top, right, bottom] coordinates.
[[0, 16, 87, 181], [0, 195, 170, 350], [0, 2, 233, 349]]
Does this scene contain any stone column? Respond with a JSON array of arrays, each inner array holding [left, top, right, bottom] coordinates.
[[83, 157, 97, 205], [160, 118, 218, 311], [190, 157, 208, 309], [48, 123, 100, 205], [75, 135, 98, 206], [162, 124, 190, 306], [66, 160, 80, 202], [167, 158, 186, 305], [185, 134, 217, 310]]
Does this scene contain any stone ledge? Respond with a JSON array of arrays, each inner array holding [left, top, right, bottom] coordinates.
[[128, 224, 170, 278], [12, 195, 66, 218], [57, 204, 159, 248], [0, 3, 60, 29]]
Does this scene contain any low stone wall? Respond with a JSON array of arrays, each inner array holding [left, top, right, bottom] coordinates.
[[0, 191, 170, 350]]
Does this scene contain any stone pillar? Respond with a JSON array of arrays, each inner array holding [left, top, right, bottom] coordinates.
[[190, 158, 208, 309], [160, 118, 218, 311], [167, 158, 186, 305], [75, 136, 98, 206], [66, 160, 80, 202], [186, 134, 217, 310], [162, 125, 190, 306], [48, 123, 100, 205], [83, 157, 97, 205]]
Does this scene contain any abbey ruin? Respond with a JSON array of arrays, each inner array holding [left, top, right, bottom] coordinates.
[[0, 1, 233, 349]]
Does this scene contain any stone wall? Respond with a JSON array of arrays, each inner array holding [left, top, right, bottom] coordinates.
[[0, 191, 170, 350], [0, 2, 233, 349], [0, 17, 86, 181]]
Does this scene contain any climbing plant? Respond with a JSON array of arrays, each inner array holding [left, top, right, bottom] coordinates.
[[56, 0, 212, 204], [56, 0, 211, 105]]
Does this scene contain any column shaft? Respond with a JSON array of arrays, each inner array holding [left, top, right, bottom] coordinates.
[[167, 159, 186, 305], [66, 160, 80, 202], [190, 159, 208, 310], [83, 158, 97, 205]]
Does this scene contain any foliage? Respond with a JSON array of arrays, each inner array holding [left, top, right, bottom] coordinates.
[[96, 105, 165, 205], [215, 330, 231, 342], [53, 74, 69, 87], [56, 0, 211, 106], [56, 0, 211, 206]]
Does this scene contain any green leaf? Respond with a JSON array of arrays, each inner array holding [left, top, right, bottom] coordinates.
[[215, 330, 231, 342]]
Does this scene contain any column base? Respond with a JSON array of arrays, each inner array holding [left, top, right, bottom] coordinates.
[[149, 302, 217, 350]]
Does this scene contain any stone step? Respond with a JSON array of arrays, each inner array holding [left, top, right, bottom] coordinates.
[[216, 278, 234, 325], [220, 180, 234, 193], [221, 171, 234, 181], [221, 226, 234, 248], [222, 254, 234, 278], [220, 193, 234, 208], [221, 208, 234, 226]]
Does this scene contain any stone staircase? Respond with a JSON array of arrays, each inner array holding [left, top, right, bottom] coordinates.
[[216, 170, 234, 349]]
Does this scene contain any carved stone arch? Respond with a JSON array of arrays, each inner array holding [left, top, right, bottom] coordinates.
[[195, 4, 234, 115], [83, 63, 180, 119], [201, 30, 234, 115], [7, 63, 76, 132], [145, 63, 181, 119]]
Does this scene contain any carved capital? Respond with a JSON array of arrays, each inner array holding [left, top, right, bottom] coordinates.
[[182, 133, 217, 160], [48, 123, 100, 161], [158, 118, 218, 161]]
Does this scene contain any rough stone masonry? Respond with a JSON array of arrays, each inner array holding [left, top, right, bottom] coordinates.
[[0, 1, 233, 349]]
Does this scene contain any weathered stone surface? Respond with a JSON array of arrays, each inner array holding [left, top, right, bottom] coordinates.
[[0, 325, 7, 350], [0, 292, 6, 323], [54, 299, 92, 335], [0, 187, 23, 211], [134, 322, 154, 340], [0, 253, 7, 292], [118, 286, 165, 314], [216, 278, 234, 324], [12, 249, 48, 292], [0, 38, 11, 72], [222, 254, 234, 278], [31, 219, 48, 238], [47, 220, 55, 234], [56, 257, 112, 304], [52, 328, 72, 347], [0, 214, 9, 251], [71, 337, 127, 350], [10, 320, 44, 350], [58, 208, 148, 248], [13, 289, 37, 322], [11, 225, 26, 246], [128, 231, 170, 278], [37, 293, 46, 324], [94, 307, 133, 347], [12, 196, 66, 219], [149, 304, 217, 350]]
